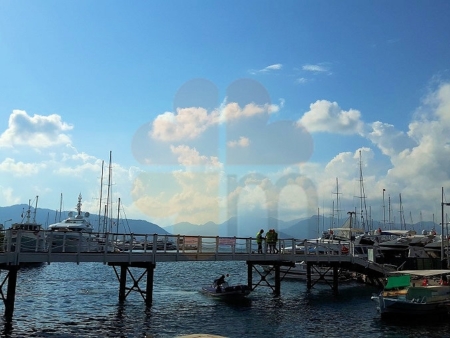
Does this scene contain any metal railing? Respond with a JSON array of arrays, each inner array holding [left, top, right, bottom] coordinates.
[[0, 229, 355, 265]]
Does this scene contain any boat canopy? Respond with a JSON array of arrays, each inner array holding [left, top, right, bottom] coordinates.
[[328, 227, 365, 233], [389, 269, 450, 277], [380, 230, 416, 236], [385, 275, 411, 290]]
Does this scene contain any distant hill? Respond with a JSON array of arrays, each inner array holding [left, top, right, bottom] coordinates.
[[163, 216, 317, 239], [0, 205, 169, 235], [0, 204, 441, 239]]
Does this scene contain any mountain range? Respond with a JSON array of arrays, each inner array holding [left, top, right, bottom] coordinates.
[[0, 204, 441, 239]]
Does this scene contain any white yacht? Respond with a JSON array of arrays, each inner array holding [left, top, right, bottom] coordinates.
[[47, 194, 102, 253]]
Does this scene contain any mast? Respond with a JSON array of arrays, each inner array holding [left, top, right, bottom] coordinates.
[[98, 160, 104, 233], [399, 193, 405, 230], [117, 198, 120, 235], [332, 177, 341, 228], [108, 151, 113, 232], [25, 199, 31, 223], [317, 208, 319, 237], [382, 188, 386, 229], [32, 196, 39, 223], [388, 195, 392, 230], [58, 193, 63, 222], [104, 151, 113, 232], [358, 151, 369, 231]]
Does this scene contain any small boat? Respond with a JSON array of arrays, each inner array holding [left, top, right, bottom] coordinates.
[[371, 269, 450, 318], [202, 279, 251, 300], [5, 196, 45, 253]]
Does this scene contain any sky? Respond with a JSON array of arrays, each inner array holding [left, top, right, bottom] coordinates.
[[1, 1, 450, 231]]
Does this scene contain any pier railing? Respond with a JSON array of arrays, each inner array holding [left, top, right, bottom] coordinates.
[[0, 229, 363, 265]]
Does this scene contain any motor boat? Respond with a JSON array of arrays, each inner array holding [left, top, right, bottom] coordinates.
[[371, 269, 450, 318], [201, 280, 251, 300]]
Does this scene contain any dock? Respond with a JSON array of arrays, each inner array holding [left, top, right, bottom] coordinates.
[[0, 230, 396, 320]]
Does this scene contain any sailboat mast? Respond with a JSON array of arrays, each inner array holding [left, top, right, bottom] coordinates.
[[98, 160, 104, 233], [332, 177, 341, 228], [108, 151, 113, 232], [382, 188, 386, 229], [358, 151, 368, 231], [105, 151, 113, 232], [32, 196, 39, 223], [399, 193, 404, 230], [58, 193, 63, 222], [117, 197, 121, 235]]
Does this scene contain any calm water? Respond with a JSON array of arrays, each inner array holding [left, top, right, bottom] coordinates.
[[0, 261, 449, 338]]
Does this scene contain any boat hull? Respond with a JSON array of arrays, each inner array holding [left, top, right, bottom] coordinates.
[[374, 295, 450, 318], [47, 233, 103, 253], [8, 233, 46, 252]]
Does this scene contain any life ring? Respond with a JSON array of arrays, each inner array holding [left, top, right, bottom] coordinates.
[[341, 246, 349, 254]]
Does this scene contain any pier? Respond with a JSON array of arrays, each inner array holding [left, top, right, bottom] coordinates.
[[0, 229, 395, 319]]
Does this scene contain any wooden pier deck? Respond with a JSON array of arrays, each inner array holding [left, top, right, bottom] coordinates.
[[0, 230, 394, 320]]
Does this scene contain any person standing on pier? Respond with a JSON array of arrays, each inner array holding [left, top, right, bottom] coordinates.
[[273, 229, 279, 254], [256, 229, 265, 253], [266, 229, 274, 253]]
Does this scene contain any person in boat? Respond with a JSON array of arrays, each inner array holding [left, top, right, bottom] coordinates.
[[214, 274, 229, 292], [214, 274, 229, 287], [440, 274, 448, 285], [256, 229, 265, 254], [421, 278, 429, 286]]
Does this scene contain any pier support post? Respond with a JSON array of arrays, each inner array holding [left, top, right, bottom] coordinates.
[[247, 262, 253, 290], [274, 264, 280, 296], [145, 265, 154, 307], [119, 264, 127, 303], [332, 264, 339, 295], [111, 262, 156, 306], [306, 262, 312, 290], [3, 265, 19, 321]]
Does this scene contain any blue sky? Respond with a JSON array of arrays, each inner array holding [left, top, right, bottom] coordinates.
[[1, 1, 450, 231]]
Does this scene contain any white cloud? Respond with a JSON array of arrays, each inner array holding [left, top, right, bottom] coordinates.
[[0, 158, 44, 176], [151, 107, 220, 142], [303, 64, 328, 72], [221, 102, 278, 121], [227, 136, 250, 148], [0, 110, 73, 148], [250, 64, 283, 74], [150, 102, 282, 143], [366, 121, 416, 157], [298, 100, 364, 134], [132, 171, 221, 225], [170, 145, 222, 168]]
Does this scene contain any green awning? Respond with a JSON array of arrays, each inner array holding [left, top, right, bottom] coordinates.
[[385, 275, 411, 290]]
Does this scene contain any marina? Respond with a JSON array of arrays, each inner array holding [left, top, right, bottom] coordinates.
[[1, 261, 450, 338]]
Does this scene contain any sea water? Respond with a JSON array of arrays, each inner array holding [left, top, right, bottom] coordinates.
[[0, 261, 449, 338]]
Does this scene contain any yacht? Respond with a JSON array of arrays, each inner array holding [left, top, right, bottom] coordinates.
[[47, 194, 103, 253]]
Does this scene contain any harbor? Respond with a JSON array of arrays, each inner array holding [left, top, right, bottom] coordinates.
[[1, 227, 448, 322], [1, 260, 449, 338]]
